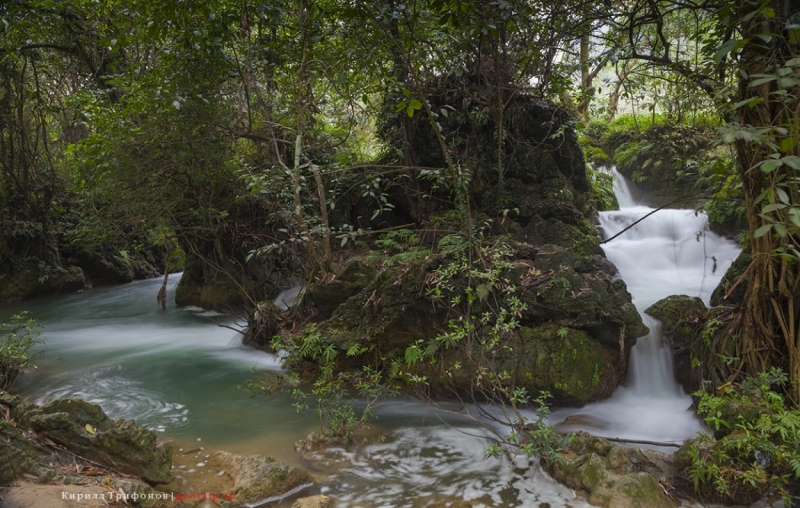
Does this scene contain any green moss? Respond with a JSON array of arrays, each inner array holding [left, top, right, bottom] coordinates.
[[517, 324, 607, 402]]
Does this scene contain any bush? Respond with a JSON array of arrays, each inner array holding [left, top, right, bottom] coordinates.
[[687, 369, 800, 506], [0, 312, 45, 390]]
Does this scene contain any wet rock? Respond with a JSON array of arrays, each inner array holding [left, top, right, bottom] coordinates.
[[213, 451, 313, 505], [0, 419, 47, 485], [646, 295, 707, 393], [439, 324, 616, 404], [544, 432, 676, 508], [292, 495, 336, 508], [16, 397, 173, 484], [294, 431, 346, 461]]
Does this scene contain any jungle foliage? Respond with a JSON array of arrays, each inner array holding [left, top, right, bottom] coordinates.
[[2, 2, 800, 495]]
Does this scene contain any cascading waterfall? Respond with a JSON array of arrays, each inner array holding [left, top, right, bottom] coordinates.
[[549, 168, 741, 445]]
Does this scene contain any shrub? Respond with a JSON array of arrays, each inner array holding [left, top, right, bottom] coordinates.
[[687, 369, 800, 506], [0, 312, 45, 390]]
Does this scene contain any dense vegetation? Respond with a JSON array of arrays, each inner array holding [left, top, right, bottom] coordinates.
[[1, 0, 800, 502]]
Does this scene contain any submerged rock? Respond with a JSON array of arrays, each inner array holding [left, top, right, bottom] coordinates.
[[544, 432, 676, 508], [212, 451, 313, 505], [292, 495, 336, 508], [1, 392, 173, 485]]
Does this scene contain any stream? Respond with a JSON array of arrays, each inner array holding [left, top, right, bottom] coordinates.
[[1, 169, 740, 507]]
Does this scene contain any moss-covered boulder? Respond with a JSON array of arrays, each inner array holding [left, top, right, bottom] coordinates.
[[520, 259, 647, 346], [213, 451, 313, 505], [544, 432, 676, 508], [321, 258, 445, 357], [14, 397, 172, 484], [646, 295, 707, 393], [1, 393, 172, 488], [309, 259, 377, 319], [439, 324, 617, 404]]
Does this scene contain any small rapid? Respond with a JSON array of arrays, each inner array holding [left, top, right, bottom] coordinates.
[[549, 168, 741, 446]]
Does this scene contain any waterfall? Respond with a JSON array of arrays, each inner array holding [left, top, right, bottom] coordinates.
[[549, 168, 740, 445]]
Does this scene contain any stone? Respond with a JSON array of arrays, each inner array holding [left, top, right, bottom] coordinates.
[[544, 433, 676, 508], [292, 495, 336, 508], [18, 398, 173, 484], [213, 451, 313, 505]]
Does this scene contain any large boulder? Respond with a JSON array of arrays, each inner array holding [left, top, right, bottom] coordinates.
[[4, 394, 173, 485], [308, 235, 646, 405]]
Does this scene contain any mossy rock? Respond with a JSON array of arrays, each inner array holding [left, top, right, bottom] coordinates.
[[0, 419, 47, 484], [545, 433, 676, 508], [214, 451, 313, 505], [1, 258, 86, 302], [521, 265, 647, 346], [310, 259, 377, 318], [322, 258, 444, 355], [439, 324, 615, 405], [516, 324, 612, 403], [20, 398, 173, 484], [175, 270, 244, 311]]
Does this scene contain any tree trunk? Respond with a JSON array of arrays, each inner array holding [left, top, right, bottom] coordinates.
[[731, 0, 800, 404]]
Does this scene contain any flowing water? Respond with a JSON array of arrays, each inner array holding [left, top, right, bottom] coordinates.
[[2, 278, 588, 507], [548, 169, 741, 446], [1, 168, 739, 506]]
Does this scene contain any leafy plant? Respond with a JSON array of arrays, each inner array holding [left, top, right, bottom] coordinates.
[[688, 369, 800, 505], [0, 313, 45, 391], [246, 326, 397, 443]]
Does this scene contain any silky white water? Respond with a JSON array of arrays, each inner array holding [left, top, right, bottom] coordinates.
[[549, 168, 741, 446]]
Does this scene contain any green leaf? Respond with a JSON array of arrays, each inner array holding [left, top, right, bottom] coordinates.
[[754, 224, 773, 237], [760, 159, 782, 173], [781, 156, 800, 169], [779, 138, 797, 153], [789, 209, 800, 228], [749, 75, 778, 87], [762, 203, 786, 213]]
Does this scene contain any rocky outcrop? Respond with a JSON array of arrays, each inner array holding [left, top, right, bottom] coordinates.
[[544, 432, 676, 508], [309, 233, 646, 405], [212, 451, 313, 505], [0, 258, 85, 303], [0, 392, 172, 486]]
